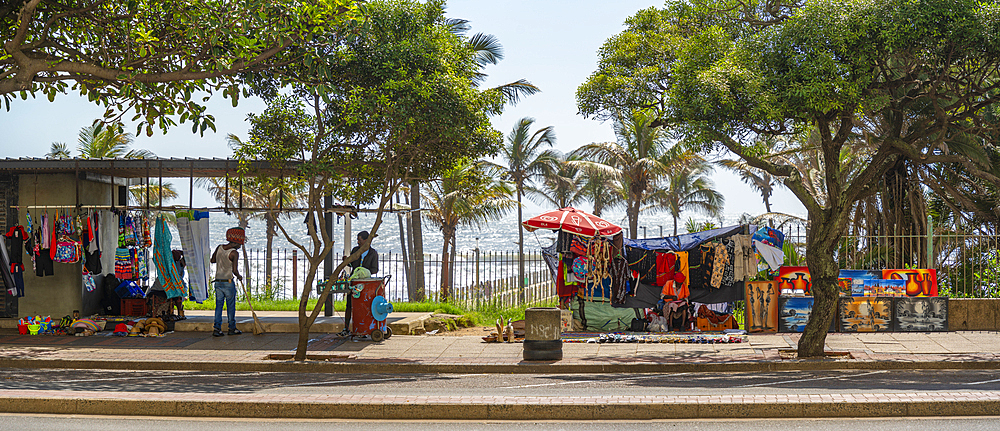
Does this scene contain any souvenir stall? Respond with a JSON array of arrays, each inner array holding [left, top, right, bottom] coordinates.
[[0, 159, 297, 334], [745, 227, 948, 334], [527, 208, 766, 342]]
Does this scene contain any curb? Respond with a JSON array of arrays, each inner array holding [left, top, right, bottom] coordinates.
[[2, 395, 999, 419], [3, 357, 1000, 374]]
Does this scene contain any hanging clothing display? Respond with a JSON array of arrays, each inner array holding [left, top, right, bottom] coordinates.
[[153, 216, 187, 300], [6, 225, 28, 295], [609, 256, 628, 306], [34, 213, 53, 277], [732, 234, 755, 279], [175, 210, 210, 303], [754, 239, 784, 271]]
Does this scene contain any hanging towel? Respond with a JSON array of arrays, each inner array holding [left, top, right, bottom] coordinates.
[[153, 216, 187, 300], [176, 210, 210, 302], [753, 239, 784, 271]]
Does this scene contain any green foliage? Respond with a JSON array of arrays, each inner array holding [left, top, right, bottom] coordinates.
[[464, 298, 559, 327], [2, 0, 364, 135]]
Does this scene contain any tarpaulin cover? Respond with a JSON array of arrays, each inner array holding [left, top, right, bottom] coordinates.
[[622, 225, 747, 252]]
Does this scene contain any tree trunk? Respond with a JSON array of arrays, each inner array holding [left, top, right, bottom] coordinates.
[[764, 197, 772, 214], [440, 227, 453, 302], [797, 213, 842, 358], [293, 259, 320, 361], [673, 215, 678, 236], [628, 199, 639, 239], [265, 214, 275, 296], [410, 182, 426, 301], [517, 184, 525, 305]]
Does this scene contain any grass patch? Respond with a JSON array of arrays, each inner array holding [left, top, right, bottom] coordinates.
[[464, 299, 559, 327], [183, 299, 469, 315]]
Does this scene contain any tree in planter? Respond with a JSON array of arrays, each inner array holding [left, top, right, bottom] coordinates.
[[422, 161, 516, 302], [1, 0, 363, 135], [235, 0, 509, 360], [578, 0, 1000, 356]]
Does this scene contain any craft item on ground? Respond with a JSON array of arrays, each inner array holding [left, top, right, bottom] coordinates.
[[840, 297, 892, 332]]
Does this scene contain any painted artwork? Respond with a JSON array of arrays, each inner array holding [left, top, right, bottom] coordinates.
[[882, 269, 938, 297], [777, 266, 811, 296], [838, 278, 852, 296], [839, 270, 880, 296], [778, 297, 813, 332], [839, 297, 893, 332], [745, 281, 779, 333], [893, 297, 948, 332], [862, 279, 906, 297]]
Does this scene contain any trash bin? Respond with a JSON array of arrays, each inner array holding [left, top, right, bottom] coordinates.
[[349, 276, 394, 341], [523, 307, 563, 361]]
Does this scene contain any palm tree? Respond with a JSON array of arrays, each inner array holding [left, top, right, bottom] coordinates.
[[572, 110, 686, 239], [525, 152, 585, 209], [719, 159, 777, 213], [76, 123, 154, 159], [651, 157, 725, 235], [481, 117, 556, 303], [45, 143, 71, 159], [576, 163, 621, 217], [129, 182, 179, 208], [422, 160, 516, 302]]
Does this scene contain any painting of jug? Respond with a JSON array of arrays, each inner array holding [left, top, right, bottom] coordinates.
[[777, 266, 811, 296], [882, 269, 938, 297]]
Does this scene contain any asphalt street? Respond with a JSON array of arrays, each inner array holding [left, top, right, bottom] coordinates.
[[3, 414, 1000, 431], [4, 368, 1000, 396]]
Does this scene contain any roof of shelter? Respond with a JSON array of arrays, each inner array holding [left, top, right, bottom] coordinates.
[[0, 157, 299, 178]]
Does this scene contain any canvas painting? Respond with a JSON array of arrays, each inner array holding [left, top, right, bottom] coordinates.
[[839, 270, 880, 296], [777, 266, 811, 296], [778, 297, 813, 333], [862, 279, 906, 297], [838, 278, 852, 296], [839, 297, 893, 332], [745, 281, 779, 333], [882, 269, 938, 297], [893, 297, 948, 332]]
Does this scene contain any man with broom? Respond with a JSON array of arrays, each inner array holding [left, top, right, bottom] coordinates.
[[211, 227, 245, 337]]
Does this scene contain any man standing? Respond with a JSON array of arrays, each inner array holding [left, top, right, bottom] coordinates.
[[210, 227, 244, 337], [339, 230, 378, 336], [347, 230, 379, 275]]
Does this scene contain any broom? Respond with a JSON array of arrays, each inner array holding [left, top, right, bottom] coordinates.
[[238, 278, 266, 335]]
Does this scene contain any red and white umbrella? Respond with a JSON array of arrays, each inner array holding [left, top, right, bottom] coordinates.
[[522, 207, 622, 238]]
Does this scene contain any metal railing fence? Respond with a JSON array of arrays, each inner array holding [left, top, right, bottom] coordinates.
[[235, 247, 556, 310]]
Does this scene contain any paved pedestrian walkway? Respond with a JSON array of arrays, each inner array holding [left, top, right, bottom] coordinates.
[[1, 327, 999, 373], [1, 327, 1000, 419]]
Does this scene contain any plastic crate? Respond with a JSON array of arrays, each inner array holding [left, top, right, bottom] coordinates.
[[121, 298, 149, 317]]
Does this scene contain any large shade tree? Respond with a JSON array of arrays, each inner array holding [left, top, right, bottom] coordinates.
[[236, 0, 510, 360], [1, 0, 364, 136], [579, 0, 1000, 357]]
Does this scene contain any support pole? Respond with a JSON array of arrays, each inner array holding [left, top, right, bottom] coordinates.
[[926, 214, 934, 268], [324, 195, 334, 317]]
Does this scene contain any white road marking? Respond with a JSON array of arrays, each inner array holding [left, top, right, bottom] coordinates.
[[499, 373, 685, 389], [963, 377, 1000, 386], [735, 370, 889, 388]]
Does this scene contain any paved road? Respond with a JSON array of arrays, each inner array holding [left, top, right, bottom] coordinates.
[[3, 414, 1000, 431], [5, 368, 1000, 396]]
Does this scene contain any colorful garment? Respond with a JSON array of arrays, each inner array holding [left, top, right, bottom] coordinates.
[[153, 216, 187, 300]]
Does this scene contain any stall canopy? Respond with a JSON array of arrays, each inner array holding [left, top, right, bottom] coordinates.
[[623, 225, 749, 252], [522, 207, 622, 238]]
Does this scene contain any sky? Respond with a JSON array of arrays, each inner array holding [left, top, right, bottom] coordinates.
[[0, 0, 805, 224]]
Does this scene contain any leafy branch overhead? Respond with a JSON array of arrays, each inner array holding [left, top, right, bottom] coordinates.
[[0, 0, 364, 136]]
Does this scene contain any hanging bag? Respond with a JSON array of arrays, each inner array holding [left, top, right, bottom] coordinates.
[[53, 235, 82, 263]]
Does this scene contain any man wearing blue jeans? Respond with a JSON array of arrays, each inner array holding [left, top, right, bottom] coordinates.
[[210, 227, 245, 337]]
